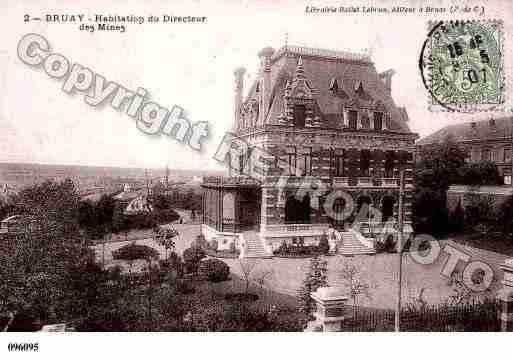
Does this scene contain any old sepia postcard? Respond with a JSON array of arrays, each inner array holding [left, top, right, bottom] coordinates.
[[1, 0, 513, 357]]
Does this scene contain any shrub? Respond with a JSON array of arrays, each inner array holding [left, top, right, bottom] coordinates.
[[112, 243, 159, 262], [199, 258, 230, 283], [318, 235, 330, 255]]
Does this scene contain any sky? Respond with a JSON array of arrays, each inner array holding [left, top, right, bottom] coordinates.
[[1, 0, 512, 171]]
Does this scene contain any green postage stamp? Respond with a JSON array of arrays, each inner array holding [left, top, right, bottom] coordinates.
[[420, 19, 505, 112]]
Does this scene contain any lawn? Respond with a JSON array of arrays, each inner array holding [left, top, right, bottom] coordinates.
[[222, 238, 509, 310], [94, 226, 510, 311]]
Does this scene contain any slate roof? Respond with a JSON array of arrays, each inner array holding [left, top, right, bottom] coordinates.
[[244, 45, 412, 133], [417, 117, 513, 145]]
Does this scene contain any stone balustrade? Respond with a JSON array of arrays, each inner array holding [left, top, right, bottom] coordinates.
[[265, 223, 327, 233], [333, 177, 349, 186], [357, 177, 372, 186], [382, 177, 398, 187], [202, 176, 260, 187]]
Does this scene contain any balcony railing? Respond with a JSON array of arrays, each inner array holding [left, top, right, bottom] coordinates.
[[332, 177, 400, 188], [202, 176, 260, 187], [382, 178, 398, 187], [333, 177, 349, 186], [358, 177, 372, 186]]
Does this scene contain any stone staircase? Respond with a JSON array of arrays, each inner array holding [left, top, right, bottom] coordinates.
[[240, 231, 272, 258], [338, 230, 375, 256]]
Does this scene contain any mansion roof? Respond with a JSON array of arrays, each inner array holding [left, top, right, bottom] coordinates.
[[417, 117, 513, 146], [243, 45, 412, 133]]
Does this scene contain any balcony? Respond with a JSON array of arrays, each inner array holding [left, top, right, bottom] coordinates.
[[382, 178, 398, 187], [333, 177, 349, 187], [357, 177, 372, 187], [332, 177, 400, 188], [202, 176, 260, 188]]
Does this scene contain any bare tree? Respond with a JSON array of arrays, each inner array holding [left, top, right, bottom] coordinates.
[[238, 258, 258, 295], [252, 267, 274, 302], [339, 260, 373, 319]]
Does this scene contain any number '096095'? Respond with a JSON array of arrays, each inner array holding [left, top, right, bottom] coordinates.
[[7, 342, 39, 351]]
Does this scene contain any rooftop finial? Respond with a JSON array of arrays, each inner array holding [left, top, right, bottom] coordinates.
[[295, 56, 305, 80]]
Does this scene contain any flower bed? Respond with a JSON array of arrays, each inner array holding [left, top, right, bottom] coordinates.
[[272, 242, 329, 258], [202, 247, 240, 259]]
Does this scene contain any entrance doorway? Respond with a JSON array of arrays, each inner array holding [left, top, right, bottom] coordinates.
[[285, 194, 311, 224]]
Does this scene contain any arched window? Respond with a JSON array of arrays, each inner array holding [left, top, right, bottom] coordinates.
[[373, 112, 383, 131]]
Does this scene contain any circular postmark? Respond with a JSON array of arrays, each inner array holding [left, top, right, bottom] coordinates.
[[419, 20, 504, 113]]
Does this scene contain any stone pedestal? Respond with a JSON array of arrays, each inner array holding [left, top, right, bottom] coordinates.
[[309, 287, 348, 332], [499, 259, 513, 331]]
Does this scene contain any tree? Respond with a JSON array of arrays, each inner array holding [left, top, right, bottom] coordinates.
[[238, 259, 259, 295], [183, 245, 206, 276], [459, 161, 503, 186], [449, 200, 465, 234], [339, 260, 372, 318], [153, 227, 178, 260], [414, 138, 467, 236], [463, 186, 496, 233], [497, 195, 513, 238], [0, 179, 104, 329], [297, 256, 328, 318]]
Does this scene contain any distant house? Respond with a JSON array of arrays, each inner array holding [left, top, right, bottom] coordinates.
[[417, 117, 513, 185], [113, 189, 153, 215], [447, 185, 513, 213], [0, 215, 39, 236]]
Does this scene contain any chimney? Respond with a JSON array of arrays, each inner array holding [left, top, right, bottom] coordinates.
[[233, 67, 246, 131], [379, 69, 396, 93], [258, 47, 275, 125]]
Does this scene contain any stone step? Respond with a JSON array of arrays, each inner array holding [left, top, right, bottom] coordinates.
[[240, 231, 272, 258], [338, 231, 375, 256]]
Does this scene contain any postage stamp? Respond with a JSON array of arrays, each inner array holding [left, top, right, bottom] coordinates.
[[419, 19, 505, 113]]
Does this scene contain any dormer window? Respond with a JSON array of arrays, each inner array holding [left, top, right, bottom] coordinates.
[[361, 112, 370, 129], [329, 78, 339, 93], [293, 105, 306, 127], [354, 80, 364, 92], [373, 112, 383, 131]]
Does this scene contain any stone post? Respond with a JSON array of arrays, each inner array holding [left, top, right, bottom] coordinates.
[[306, 287, 348, 332], [257, 47, 275, 126], [233, 67, 246, 131], [499, 259, 513, 331]]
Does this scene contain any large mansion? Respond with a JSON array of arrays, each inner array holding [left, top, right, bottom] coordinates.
[[201, 45, 418, 257]]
